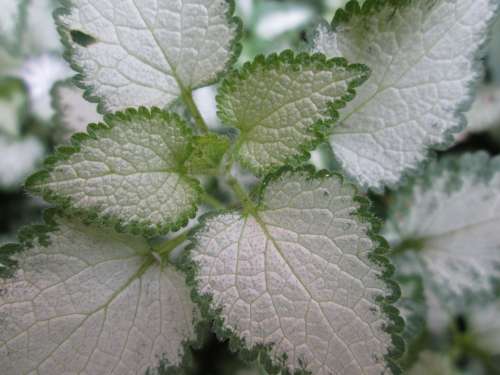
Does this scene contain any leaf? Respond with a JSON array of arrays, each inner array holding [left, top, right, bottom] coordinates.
[[217, 52, 369, 175], [0, 78, 28, 138], [187, 169, 402, 374], [27, 108, 201, 236], [385, 153, 500, 309], [184, 134, 231, 175], [0, 212, 199, 375], [55, 0, 242, 113], [0, 137, 45, 190], [0, 0, 28, 53], [313, 0, 499, 190], [52, 80, 103, 142]]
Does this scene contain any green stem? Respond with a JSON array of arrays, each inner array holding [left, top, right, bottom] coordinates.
[[227, 176, 257, 214], [181, 89, 209, 134], [153, 231, 190, 258], [201, 192, 225, 210]]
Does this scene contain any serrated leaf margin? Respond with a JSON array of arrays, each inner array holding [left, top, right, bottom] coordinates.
[[387, 152, 500, 305], [0, 208, 209, 374], [181, 166, 405, 375], [324, 0, 500, 192], [25, 106, 202, 237], [53, 0, 243, 116], [216, 50, 370, 176]]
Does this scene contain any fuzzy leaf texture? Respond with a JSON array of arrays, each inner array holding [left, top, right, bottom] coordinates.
[[56, 0, 241, 113], [217, 52, 369, 174], [0, 213, 199, 375], [27, 108, 201, 236], [314, 0, 499, 189], [385, 153, 500, 308], [189, 170, 402, 375]]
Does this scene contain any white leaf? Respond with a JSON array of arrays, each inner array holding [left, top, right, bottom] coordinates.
[[217, 53, 369, 174], [27, 108, 201, 235], [190, 170, 398, 374], [52, 81, 103, 142], [0, 216, 198, 375], [0, 136, 45, 189], [314, 0, 499, 189], [385, 153, 500, 308], [56, 0, 240, 112]]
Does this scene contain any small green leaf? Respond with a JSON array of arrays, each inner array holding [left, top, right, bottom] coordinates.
[[187, 168, 402, 374], [27, 107, 202, 236], [185, 134, 231, 175], [217, 51, 369, 175]]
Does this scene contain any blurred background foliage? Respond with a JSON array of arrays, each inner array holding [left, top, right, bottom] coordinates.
[[0, 1, 499, 374]]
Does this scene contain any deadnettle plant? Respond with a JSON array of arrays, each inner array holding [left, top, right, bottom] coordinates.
[[1, 1, 499, 375]]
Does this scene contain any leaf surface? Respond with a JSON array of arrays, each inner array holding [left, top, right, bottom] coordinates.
[[27, 108, 201, 236], [314, 0, 499, 189], [0, 214, 198, 375], [385, 153, 500, 308], [56, 0, 241, 112], [217, 52, 369, 174], [189, 170, 401, 374]]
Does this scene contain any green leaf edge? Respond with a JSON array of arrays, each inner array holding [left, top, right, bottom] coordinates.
[[0, 0, 29, 55], [387, 151, 500, 306], [181, 166, 405, 375], [394, 274, 428, 370], [216, 50, 370, 176], [0, 208, 210, 375], [53, 0, 243, 116], [25, 106, 203, 238], [326, 0, 500, 193]]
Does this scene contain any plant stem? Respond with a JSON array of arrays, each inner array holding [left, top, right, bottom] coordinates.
[[227, 176, 257, 214], [181, 89, 209, 134], [201, 192, 225, 210], [153, 231, 190, 259]]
